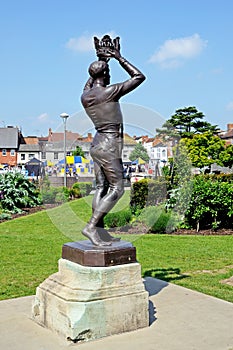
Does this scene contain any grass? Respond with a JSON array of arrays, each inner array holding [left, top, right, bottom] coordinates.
[[0, 192, 233, 302]]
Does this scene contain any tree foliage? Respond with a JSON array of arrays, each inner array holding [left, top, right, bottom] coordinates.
[[158, 106, 219, 139], [129, 142, 149, 162], [72, 145, 85, 158], [180, 132, 233, 169]]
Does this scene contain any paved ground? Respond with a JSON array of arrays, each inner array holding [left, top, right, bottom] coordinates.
[[0, 278, 232, 350]]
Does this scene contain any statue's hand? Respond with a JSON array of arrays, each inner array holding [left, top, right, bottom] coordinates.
[[104, 48, 121, 60]]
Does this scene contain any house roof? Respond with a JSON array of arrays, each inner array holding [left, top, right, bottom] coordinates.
[[18, 144, 40, 152], [152, 138, 165, 147], [123, 133, 137, 145], [48, 128, 81, 142], [0, 127, 19, 148], [221, 129, 233, 139], [23, 137, 39, 145]]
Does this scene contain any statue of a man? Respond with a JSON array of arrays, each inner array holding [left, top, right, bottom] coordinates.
[[81, 36, 145, 246]]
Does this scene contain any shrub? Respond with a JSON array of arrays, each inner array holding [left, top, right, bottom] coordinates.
[[138, 206, 177, 233], [0, 212, 12, 221], [41, 186, 69, 204], [182, 175, 233, 230], [71, 182, 93, 198], [130, 179, 168, 213], [0, 172, 41, 213], [104, 208, 132, 228]]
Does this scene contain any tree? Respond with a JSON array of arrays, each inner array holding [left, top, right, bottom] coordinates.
[[180, 132, 230, 169], [129, 142, 149, 162], [156, 120, 180, 144], [72, 145, 85, 158], [166, 106, 219, 138], [219, 144, 233, 168]]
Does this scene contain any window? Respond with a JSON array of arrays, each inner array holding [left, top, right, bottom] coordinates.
[[162, 149, 166, 158], [21, 154, 25, 160], [2, 149, 6, 156], [54, 152, 58, 160], [41, 152, 46, 159], [10, 149, 15, 156], [29, 154, 35, 159], [156, 148, 161, 159]]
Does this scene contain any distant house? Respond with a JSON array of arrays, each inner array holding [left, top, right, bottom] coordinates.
[[0, 126, 22, 166], [17, 136, 41, 165], [220, 123, 233, 145]]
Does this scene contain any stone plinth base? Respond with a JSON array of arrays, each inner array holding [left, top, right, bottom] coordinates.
[[32, 258, 149, 342]]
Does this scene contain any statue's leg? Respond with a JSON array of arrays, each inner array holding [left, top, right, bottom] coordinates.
[[91, 161, 121, 242], [88, 158, 124, 229], [82, 133, 123, 246]]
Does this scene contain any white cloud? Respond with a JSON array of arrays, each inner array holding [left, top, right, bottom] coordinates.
[[226, 102, 233, 111], [37, 113, 49, 122], [149, 33, 207, 68], [65, 31, 117, 53]]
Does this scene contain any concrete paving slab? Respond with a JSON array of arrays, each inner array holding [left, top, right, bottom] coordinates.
[[0, 278, 232, 350]]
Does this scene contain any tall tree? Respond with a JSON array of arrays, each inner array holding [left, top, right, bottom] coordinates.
[[166, 106, 219, 138], [129, 142, 149, 162]]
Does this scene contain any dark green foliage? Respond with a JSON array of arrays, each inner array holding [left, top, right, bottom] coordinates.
[[0, 172, 41, 213], [0, 212, 12, 221], [138, 206, 178, 233], [184, 176, 233, 230], [167, 106, 219, 138], [71, 182, 93, 198], [130, 179, 168, 213], [104, 208, 132, 228]]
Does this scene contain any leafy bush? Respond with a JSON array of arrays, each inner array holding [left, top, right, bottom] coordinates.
[[0, 172, 42, 213], [104, 208, 132, 228], [71, 182, 93, 198], [138, 206, 178, 233], [130, 179, 168, 213], [0, 212, 12, 221], [184, 175, 233, 230], [41, 186, 69, 204]]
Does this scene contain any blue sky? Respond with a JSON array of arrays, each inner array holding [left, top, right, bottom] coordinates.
[[1, 0, 233, 137]]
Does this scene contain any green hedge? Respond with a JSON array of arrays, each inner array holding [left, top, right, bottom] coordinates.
[[104, 208, 132, 228], [184, 175, 233, 230], [130, 179, 168, 213]]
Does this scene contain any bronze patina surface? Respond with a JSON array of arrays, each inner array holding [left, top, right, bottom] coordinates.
[[62, 240, 136, 267]]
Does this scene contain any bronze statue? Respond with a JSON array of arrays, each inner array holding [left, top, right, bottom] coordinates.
[[81, 35, 146, 246]]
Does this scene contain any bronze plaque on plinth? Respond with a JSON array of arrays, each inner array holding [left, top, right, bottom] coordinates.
[[62, 240, 136, 267]]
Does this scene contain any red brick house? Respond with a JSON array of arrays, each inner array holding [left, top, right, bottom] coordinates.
[[0, 126, 22, 166]]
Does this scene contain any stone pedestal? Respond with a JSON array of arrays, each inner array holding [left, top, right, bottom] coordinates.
[[32, 241, 149, 342]]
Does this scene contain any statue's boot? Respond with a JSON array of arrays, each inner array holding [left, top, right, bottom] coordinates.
[[97, 226, 121, 242], [82, 224, 112, 246]]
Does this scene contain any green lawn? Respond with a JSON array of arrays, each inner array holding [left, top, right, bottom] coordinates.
[[0, 193, 233, 302]]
